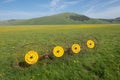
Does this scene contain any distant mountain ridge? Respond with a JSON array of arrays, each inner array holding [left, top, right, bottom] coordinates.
[[0, 12, 120, 25]]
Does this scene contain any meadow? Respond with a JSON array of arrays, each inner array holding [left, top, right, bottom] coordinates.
[[0, 24, 120, 80]]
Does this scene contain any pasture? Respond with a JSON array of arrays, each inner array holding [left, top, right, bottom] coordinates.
[[0, 24, 120, 80]]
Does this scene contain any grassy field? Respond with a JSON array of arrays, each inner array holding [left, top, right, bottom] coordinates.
[[0, 24, 120, 80]]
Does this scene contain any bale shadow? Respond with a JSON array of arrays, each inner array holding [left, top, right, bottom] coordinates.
[[18, 62, 31, 68]]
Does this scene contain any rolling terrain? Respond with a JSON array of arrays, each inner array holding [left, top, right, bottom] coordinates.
[[0, 24, 120, 80], [0, 12, 120, 25]]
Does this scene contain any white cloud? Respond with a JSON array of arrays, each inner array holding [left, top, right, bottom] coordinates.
[[84, 6, 95, 14], [37, 0, 80, 12], [99, 0, 120, 8], [59, 1, 79, 10], [0, 10, 55, 20], [49, 0, 80, 11], [64, 1, 80, 5], [84, 0, 119, 13], [84, 6, 120, 19], [1, 0, 119, 20], [82, 0, 120, 19], [105, 0, 119, 5], [3, 0, 15, 3], [50, 0, 61, 7]]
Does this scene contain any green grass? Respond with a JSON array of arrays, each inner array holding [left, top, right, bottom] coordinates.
[[0, 24, 120, 80], [9, 13, 120, 25]]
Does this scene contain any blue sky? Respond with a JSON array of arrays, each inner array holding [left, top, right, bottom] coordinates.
[[0, 0, 120, 20]]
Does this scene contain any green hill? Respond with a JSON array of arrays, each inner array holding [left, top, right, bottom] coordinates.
[[1, 12, 120, 25], [0, 19, 22, 25]]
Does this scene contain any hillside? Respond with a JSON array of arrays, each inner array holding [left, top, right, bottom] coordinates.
[[1, 12, 120, 25]]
